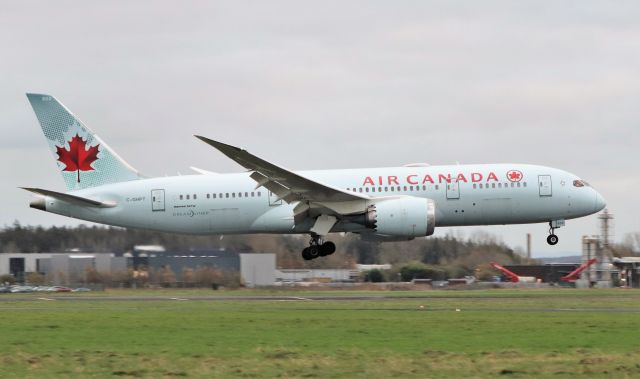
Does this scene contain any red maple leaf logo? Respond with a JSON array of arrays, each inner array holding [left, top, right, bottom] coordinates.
[[56, 134, 100, 183], [507, 170, 523, 182]]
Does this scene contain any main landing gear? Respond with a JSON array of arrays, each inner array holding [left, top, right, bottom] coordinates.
[[546, 220, 565, 246], [301, 235, 336, 260]]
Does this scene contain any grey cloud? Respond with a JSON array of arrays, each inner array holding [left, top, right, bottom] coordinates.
[[1, 1, 639, 255]]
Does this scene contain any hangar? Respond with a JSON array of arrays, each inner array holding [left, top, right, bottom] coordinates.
[[0, 249, 276, 288]]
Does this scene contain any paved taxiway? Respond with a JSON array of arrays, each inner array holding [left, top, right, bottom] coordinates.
[[1, 295, 640, 313]]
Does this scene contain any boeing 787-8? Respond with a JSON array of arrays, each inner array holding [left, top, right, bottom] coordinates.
[[23, 94, 606, 260]]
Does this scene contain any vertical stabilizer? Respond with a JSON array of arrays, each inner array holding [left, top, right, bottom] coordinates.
[[26, 93, 141, 191]]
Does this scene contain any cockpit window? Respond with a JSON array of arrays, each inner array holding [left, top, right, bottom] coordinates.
[[573, 180, 590, 187]]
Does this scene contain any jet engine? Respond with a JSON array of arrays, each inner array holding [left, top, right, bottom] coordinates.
[[363, 197, 435, 238]]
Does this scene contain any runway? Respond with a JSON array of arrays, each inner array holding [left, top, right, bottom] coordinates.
[[2, 294, 640, 313]]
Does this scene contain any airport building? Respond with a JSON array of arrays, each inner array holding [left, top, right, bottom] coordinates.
[[0, 248, 276, 288]]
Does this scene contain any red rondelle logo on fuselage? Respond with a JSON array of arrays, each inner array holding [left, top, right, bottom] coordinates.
[[506, 170, 523, 182]]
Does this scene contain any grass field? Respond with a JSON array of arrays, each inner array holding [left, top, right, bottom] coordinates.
[[1, 289, 640, 378]]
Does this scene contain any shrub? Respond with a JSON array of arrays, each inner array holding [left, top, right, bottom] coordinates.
[[26, 272, 45, 285], [399, 261, 446, 281], [0, 274, 16, 285], [362, 269, 385, 282]]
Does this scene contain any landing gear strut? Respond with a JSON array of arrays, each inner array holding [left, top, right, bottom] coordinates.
[[301, 235, 336, 260], [546, 220, 564, 246]]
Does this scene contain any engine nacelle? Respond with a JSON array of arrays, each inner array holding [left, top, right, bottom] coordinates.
[[364, 197, 435, 238]]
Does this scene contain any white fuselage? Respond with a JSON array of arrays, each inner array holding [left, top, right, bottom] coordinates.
[[37, 163, 605, 236]]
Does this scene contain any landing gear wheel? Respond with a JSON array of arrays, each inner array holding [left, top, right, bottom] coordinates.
[[308, 245, 320, 259], [301, 235, 337, 260], [301, 247, 313, 260], [547, 234, 559, 246], [320, 241, 336, 256]]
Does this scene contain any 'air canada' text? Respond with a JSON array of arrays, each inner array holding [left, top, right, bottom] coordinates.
[[362, 172, 505, 186]]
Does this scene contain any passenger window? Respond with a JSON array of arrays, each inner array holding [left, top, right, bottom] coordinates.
[[179, 195, 183, 200], [384, 187, 388, 192], [403, 186, 407, 191], [422, 185, 426, 191], [206, 194, 210, 199], [378, 187, 382, 192], [153, 196, 156, 201], [365, 188, 370, 192], [193, 194, 197, 199], [232, 193, 236, 198], [257, 192, 261, 196], [498, 183, 502, 188], [517, 182, 521, 187], [435, 185, 439, 190], [245, 192, 248, 197], [523, 182, 527, 187], [473, 183, 476, 189], [238, 192, 242, 198], [390, 187, 394, 192], [511, 183, 515, 188], [213, 194, 217, 199], [359, 188, 363, 193], [251, 192, 255, 197], [186, 195, 190, 200], [225, 193, 229, 198]]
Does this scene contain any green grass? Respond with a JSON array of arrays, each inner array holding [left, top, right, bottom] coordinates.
[[1, 289, 640, 378]]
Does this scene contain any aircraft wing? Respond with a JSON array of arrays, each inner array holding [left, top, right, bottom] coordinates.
[[195, 136, 368, 203]]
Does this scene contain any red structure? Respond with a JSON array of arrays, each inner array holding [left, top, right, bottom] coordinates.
[[560, 258, 597, 282], [490, 262, 521, 283]]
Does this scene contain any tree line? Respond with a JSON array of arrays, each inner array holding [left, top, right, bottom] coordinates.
[[0, 222, 543, 277]]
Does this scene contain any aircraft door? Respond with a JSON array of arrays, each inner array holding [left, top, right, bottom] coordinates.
[[538, 175, 552, 197], [151, 189, 165, 211], [446, 180, 460, 199]]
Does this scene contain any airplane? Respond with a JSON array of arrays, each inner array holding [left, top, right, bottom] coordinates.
[[22, 93, 607, 260]]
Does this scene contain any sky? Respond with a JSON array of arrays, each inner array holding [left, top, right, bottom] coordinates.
[[1, 1, 639, 258]]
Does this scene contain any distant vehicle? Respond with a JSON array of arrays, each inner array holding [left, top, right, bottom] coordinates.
[[72, 288, 92, 292], [560, 258, 597, 282], [490, 262, 537, 283], [23, 94, 606, 261], [10, 285, 35, 293], [0, 287, 10, 293], [51, 286, 72, 292]]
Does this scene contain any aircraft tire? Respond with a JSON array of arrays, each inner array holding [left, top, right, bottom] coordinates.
[[321, 241, 336, 256], [308, 245, 320, 259], [302, 247, 313, 260], [547, 234, 559, 245]]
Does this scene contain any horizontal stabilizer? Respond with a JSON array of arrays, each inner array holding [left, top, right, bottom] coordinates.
[[21, 187, 116, 208]]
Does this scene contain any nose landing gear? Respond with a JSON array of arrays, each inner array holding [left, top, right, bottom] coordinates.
[[301, 235, 336, 260], [546, 220, 565, 246]]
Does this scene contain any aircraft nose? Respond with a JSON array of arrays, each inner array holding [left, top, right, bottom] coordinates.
[[594, 191, 606, 212]]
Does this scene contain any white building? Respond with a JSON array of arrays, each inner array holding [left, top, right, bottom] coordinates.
[[240, 254, 276, 287]]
